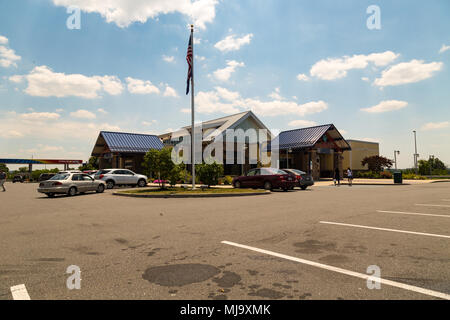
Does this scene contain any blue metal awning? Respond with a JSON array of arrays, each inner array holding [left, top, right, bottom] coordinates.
[[267, 124, 351, 151], [100, 131, 164, 153]]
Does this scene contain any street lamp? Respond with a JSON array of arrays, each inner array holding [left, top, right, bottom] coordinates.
[[394, 150, 400, 170], [413, 130, 419, 173]]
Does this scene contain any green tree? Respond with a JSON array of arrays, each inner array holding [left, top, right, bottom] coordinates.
[[419, 158, 448, 175], [361, 155, 393, 173], [142, 148, 175, 189], [196, 162, 224, 187], [0, 163, 9, 173], [79, 156, 98, 171]]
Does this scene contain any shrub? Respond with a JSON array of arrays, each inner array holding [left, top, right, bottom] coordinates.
[[380, 171, 393, 179], [224, 175, 233, 185], [403, 173, 427, 180], [196, 162, 224, 187]]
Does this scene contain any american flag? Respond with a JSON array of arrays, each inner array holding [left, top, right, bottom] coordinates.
[[186, 32, 193, 95]]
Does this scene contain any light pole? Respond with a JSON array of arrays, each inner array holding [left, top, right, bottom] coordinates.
[[286, 148, 292, 169], [394, 150, 400, 170], [413, 130, 419, 173]]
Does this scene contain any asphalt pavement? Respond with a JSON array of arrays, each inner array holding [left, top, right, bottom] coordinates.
[[0, 181, 449, 300]]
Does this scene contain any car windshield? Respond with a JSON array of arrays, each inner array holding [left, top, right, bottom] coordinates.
[[49, 174, 69, 181], [261, 168, 288, 175]]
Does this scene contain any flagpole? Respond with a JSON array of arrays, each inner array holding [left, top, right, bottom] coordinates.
[[190, 24, 195, 190]]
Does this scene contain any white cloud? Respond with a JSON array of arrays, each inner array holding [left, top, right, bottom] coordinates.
[[0, 130, 24, 138], [421, 121, 449, 131], [19, 112, 61, 121], [268, 87, 283, 100], [194, 38, 201, 45], [55, 108, 64, 113], [361, 77, 369, 82], [142, 120, 157, 126], [439, 44, 450, 54], [70, 109, 96, 119], [126, 77, 160, 95], [374, 60, 443, 87], [0, 35, 8, 45], [0, 35, 21, 68], [163, 85, 179, 97], [296, 74, 309, 81], [162, 55, 175, 63], [15, 66, 123, 98], [212, 60, 244, 81], [9, 75, 23, 83], [361, 100, 408, 113], [52, 0, 218, 29], [196, 55, 206, 61], [310, 51, 399, 80], [97, 108, 108, 114], [288, 120, 317, 128], [214, 34, 253, 52], [0, 111, 123, 156], [195, 87, 328, 117]]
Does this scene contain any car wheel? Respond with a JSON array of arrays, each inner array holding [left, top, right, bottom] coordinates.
[[137, 179, 147, 188], [96, 184, 105, 193], [68, 187, 77, 197], [264, 181, 272, 190], [234, 181, 241, 189], [46, 193, 55, 198], [301, 186, 307, 190], [106, 180, 115, 189]]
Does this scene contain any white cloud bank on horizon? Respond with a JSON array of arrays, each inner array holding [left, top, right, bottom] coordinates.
[[288, 120, 318, 128], [52, 0, 218, 29]]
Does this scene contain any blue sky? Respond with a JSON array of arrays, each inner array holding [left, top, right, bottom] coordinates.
[[0, 0, 449, 169]]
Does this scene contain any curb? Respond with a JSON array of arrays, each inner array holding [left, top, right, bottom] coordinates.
[[113, 190, 271, 198]]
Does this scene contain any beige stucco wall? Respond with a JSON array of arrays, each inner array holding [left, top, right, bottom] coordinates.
[[342, 140, 380, 171]]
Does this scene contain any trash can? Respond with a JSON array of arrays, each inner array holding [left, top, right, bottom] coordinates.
[[393, 171, 403, 184]]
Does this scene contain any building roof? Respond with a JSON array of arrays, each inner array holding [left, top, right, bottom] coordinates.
[[269, 124, 351, 151], [161, 111, 272, 142], [93, 131, 164, 155]]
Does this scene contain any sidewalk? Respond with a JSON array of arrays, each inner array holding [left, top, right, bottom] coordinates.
[[313, 178, 439, 187]]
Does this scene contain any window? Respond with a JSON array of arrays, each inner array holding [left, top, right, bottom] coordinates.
[[82, 175, 93, 181], [72, 174, 82, 181], [247, 170, 257, 176], [49, 174, 69, 181]]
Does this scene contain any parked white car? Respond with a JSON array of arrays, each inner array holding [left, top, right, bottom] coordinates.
[[38, 172, 106, 197], [94, 169, 148, 189]]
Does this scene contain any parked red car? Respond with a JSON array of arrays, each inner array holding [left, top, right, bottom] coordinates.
[[232, 168, 297, 191]]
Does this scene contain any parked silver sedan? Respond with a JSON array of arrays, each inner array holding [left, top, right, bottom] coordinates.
[[38, 172, 106, 197]]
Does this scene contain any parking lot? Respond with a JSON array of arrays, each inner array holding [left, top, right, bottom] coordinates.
[[0, 181, 449, 300]]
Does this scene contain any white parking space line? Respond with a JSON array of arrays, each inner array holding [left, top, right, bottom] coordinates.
[[377, 210, 450, 218], [319, 221, 450, 239], [221, 241, 450, 300], [416, 204, 450, 208], [10, 284, 30, 300]]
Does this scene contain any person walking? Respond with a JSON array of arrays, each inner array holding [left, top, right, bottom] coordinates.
[[334, 167, 341, 186], [347, 167, 353, 186], [0, 170, 6, 192]]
